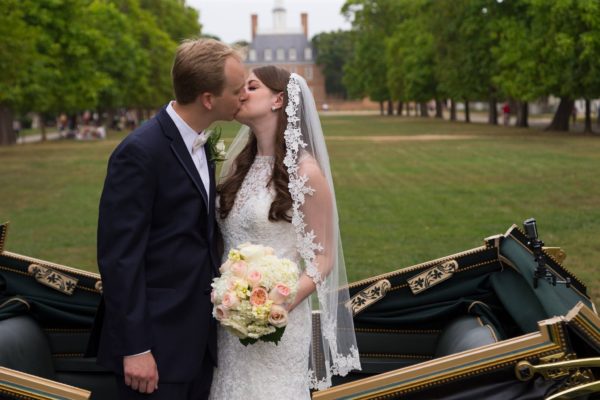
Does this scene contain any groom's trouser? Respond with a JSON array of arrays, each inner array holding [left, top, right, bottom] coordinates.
[[115, 354, 214, 400]]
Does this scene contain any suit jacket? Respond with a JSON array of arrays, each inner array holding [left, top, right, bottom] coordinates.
[[94, 107, 219, 382]]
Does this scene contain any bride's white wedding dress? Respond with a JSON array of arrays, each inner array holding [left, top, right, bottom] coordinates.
[[209, 155, 312, 400]]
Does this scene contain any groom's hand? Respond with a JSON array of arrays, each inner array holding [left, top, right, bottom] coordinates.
[[123, 352, 159, 394]]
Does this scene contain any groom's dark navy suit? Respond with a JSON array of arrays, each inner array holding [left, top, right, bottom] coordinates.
[[95, 107, 219, 396]]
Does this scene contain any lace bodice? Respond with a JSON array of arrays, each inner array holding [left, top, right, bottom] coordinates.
[[210, 156, 311, 400], [218, 156, 298, 263]]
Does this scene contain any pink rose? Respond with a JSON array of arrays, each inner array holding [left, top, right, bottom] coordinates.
[[210, 290, 216, 304], [222, 291, 239, 309], [269, 283, 291, 304], [214, 305, 229, 321], [249, 287, 268, 306], [231, 261, 248, 278], [268, 304, 288, 328], [247, 270, 262, 287]]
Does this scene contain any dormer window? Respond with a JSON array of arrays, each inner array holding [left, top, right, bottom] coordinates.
[[265, 48, 273, 61], [249, 49, 257, 62], [304, 47, 312, 60], [276, 48, 285, 61], [289, 48, 297, 61]]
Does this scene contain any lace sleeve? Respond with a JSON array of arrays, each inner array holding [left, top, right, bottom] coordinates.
[[297, 156, 334, 283]]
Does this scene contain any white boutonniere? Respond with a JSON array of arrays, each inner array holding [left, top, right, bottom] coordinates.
[[206, 127, 227, 163]]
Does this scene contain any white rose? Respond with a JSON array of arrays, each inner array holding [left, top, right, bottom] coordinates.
[[216, 140, 226, 156], [240, 244, 266, 262]]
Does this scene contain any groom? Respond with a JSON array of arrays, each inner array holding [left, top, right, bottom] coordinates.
[[95, 39, 247, 399]]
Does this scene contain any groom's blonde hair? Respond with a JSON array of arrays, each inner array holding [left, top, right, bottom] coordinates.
[[172, 38, 241, 104]]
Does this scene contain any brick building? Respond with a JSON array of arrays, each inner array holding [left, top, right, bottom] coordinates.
[[243, 0, 327, 107]]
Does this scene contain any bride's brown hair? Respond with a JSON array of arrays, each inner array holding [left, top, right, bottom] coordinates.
[[218, 66, 292, 222]]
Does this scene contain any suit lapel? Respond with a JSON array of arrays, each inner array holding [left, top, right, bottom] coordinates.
[[207, 157, 216, 239], [157, 109, 209, 210]]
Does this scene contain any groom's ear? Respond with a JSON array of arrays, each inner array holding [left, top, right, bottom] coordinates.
[[199, 92, 213, 111]]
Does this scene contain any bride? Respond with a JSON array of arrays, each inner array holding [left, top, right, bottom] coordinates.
[[209, 66, 360, 399]]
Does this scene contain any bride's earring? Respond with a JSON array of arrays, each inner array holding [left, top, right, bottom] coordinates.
[[271, 106, 277, 112]]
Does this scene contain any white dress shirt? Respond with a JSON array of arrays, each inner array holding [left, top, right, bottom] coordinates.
[[166, 101, 211, 199]]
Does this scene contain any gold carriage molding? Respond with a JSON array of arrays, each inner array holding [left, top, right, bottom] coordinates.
[[407, 260, 459, 295], [348, 279, 391, 316]]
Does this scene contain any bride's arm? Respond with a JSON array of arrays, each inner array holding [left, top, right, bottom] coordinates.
[[288, 158, 335, 312]]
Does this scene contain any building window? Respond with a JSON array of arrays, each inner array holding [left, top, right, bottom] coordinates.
[[304, 47, 312, 61], [289, 48, 297, 61], [264, 48, 272, 61], [305, 66, 313, 81], [249, 49, 257, 62], [276, 48, 285, 61]]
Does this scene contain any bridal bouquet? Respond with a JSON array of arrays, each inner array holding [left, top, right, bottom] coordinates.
[[211, 243, 299, 345]]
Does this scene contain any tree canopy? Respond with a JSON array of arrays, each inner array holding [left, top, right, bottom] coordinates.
[[333, 0, 600, 130], [0, 0, 202, 144]]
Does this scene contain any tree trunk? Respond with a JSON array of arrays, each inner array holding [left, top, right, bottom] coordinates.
[[450, 99, 457, 121], [397, 101, 403, 116], [516, 102, 529, 127], [465, 101, 470, 123], [39, 113, 47, 141], [387, 100, 393, 116], [0, 104, 16, 146], [584, 99, 592, 133], [379, 101, 384, 116], [420, 102, 428, 117], [435, 99, 443, 118], [546, 97, 572, 131], [107, 109, 116, 130], [488, 98, 498, 125]]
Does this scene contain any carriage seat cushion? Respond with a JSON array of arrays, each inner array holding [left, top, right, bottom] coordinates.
[[435, 315, 499, 358], [0, 315, 56, 380]]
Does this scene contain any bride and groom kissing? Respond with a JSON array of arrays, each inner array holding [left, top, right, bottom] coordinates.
[[92, 38, 360, 399]]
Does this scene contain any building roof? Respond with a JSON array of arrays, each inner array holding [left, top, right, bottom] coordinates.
[[248, 33, 314, 64]]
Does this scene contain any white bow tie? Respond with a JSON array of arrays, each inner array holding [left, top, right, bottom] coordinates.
[[192, 131, 210, 154]]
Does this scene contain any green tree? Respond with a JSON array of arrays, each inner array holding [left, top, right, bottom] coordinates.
[[342, 0, 400, 114], [0, 0, 38, 145], [140, 0, 201, 42], [312, 30, 355, 98], [386, 0, 437, 117], [110, 0, 177, 112], [16, 0, 112, 139]]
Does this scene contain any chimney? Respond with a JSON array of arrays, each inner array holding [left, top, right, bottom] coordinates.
[[251, 14, 258, 40], [301, 13, 308, 38]]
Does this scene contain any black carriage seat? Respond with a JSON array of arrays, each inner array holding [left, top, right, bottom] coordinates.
[[435, 315, 499, 358], [0, 315, 56, 380]]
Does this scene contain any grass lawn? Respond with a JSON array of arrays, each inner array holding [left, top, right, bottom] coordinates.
[[1, 115, 599, 305]]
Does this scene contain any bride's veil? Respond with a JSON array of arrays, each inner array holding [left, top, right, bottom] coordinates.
[[220, 73, 361, 390]]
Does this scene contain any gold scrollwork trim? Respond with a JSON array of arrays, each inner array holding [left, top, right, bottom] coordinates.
[[348, 246, 490, 289], [28, 264, 78, 296], [408, 260, 458, 295], [348, 279, 391, 316]]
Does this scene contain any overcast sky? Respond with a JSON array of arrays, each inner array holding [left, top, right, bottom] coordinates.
[[187, 0, 352, 44]]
